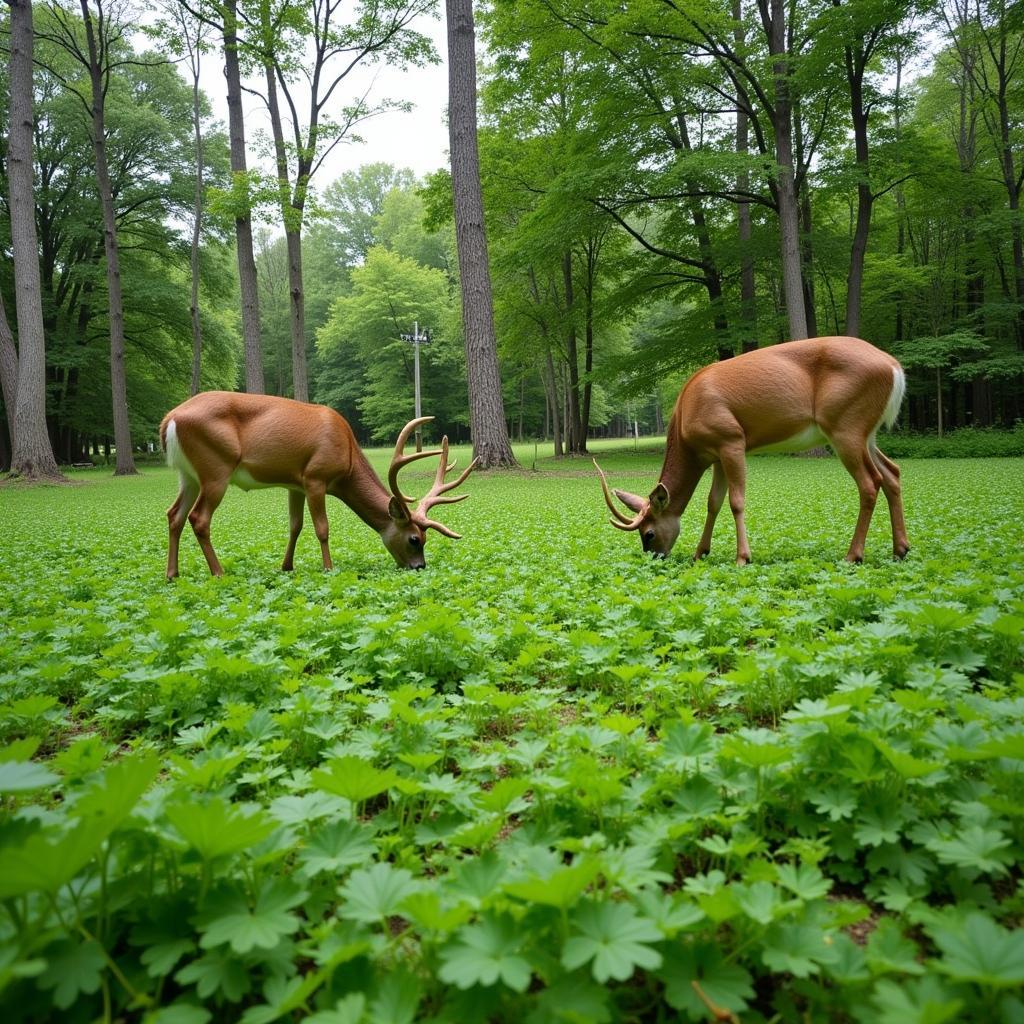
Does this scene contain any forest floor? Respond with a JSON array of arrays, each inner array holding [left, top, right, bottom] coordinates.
[[1, 448, 1023, 1022]]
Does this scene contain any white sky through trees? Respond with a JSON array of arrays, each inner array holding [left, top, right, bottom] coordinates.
[[182, 8, 451, 210]]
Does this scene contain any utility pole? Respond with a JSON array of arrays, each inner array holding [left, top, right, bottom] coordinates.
[[399, 321, 431, 451]]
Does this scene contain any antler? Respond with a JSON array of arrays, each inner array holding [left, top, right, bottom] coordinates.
[[388, 416, 446, 504], [593, 458, 646, 531], [415, 435, 479, 538]]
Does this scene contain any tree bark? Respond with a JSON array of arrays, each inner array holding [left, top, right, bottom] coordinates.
[[734, 0, 757, 352], [7, 0, 64, 479], [545, 349, 563, 457], [0, 291, 19, 451], [224, 0, 264, 393], [188, 32, 204, 396], [81, 0, 135, 475], [446, 0, 518, 468], [844, 57, 871, 336], [561, 251, 584, 453], [260, 27, 309, 401], [759, 0, 808, 340], [285, 227, 307, 401]]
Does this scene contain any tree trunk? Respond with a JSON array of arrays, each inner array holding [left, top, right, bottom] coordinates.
[[189, 46, 204, 396], [761, 0, 808, 340], [734, 0, 757, 352], [0, 291, 18, 448], [260, 32, 309, 402], [286, 227, 308, 401], [845, 68, 872, 336], [561, 251, 584, 453], [224, 0, 264, 393], [799, 183, 817, 338], [894, 46, 906, 343], [446, 0, 518, 468], [6, 0, 63, 480], [545, 349, 563, 457], [81, 0, 135, 475], [581, 281, 594, 447]]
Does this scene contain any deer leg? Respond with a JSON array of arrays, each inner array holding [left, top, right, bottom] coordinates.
[[166, 474, 200, 580], [832, 433, 882, 563], [281, 489, 305, 571], [188, 477, 229, 576], [870, 443, 910, 559], [718, 446, 751, 565], [694, 462, 727, 560], [306, 484, 333, 571]]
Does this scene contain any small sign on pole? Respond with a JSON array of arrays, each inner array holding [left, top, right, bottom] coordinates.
[[399, 322, 432, 451]]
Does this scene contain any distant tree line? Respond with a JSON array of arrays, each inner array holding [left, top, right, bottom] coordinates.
[[2, 0, 1021, 476]]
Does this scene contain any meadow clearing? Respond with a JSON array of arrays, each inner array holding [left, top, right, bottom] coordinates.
[[1, 443, 1022, 1023]]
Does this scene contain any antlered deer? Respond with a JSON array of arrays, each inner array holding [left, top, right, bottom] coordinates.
[[594, 337, 909, 564], [160, 392, 476, 578]]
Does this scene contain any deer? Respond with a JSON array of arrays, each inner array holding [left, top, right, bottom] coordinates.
[[160, 392, 477, 579], [594, 336, 910, 565]]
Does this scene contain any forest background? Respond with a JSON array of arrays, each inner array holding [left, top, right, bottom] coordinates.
[[1, 0, 1022, 471]]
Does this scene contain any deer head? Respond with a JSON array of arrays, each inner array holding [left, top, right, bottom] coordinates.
[[384, 417, 479, 569], [594, 459, 679, 558]]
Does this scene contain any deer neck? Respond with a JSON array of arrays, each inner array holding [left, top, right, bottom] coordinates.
[[660, 414, 706, 518], [333, 451, 394, 534]]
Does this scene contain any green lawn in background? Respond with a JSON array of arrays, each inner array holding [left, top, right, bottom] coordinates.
[[1, 447, 1022, 1023]]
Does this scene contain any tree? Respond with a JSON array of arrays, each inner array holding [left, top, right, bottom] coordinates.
[[4, 0, 64, 479], [318, 163, 418, 266], [44, 0, 144, 473], [944, 0, 1024, 348], [155, 0, 214, 395], [249, 0, 437, 402], [316, 246, 463, 440], [446, 0, 517, 467]]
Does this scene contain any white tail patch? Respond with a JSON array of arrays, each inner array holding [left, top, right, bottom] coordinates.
[[164, 420, 198, 481], [868, 365, 905, 452], [881, 365, 906, 431]]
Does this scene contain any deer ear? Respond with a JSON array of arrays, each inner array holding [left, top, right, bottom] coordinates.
[[613, 488, 646, 513], [388, 496, 411, 523], [648, 482, 670, 514]]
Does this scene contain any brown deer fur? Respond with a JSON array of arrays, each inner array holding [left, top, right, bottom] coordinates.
[[160, 392, 475, 578], [595, 337, 909, 564]]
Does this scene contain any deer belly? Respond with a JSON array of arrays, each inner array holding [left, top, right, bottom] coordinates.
[[749, 424, 828, 454], [230, 466, 278, 491]]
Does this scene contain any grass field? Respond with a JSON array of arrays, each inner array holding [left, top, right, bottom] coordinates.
[[1, 444, 1023, 1023]]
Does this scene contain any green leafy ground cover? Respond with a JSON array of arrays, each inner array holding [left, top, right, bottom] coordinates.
[[1, 444, 1023, 1023]]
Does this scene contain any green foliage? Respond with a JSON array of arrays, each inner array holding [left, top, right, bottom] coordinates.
[[880, 424, 1024, 459], [316, 247, 465, 440], [1, 450, 1023, 1021]]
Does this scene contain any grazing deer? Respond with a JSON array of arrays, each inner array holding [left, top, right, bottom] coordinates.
[[160, 392, 476, 578], [594, 336, 909, 564]]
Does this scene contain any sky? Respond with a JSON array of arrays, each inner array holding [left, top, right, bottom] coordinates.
[[194, 8, 452, 194]]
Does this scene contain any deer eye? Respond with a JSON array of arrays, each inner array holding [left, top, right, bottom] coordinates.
[[644, 529, 656, 543], [409, 535, 421, 548]]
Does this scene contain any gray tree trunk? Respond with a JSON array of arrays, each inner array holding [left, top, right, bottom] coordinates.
[[0, 290, 21, 462], [81, 0, 135, 475], [544, 350, 562, 457], [286, 227, 308, 401], [561, 251, 584, 453], [188, 35, 204, 395], [446, 0, 518, 468], [224, 0, 264, 393], [760, 0, 808, 340], [734, 0, 757, 351], [260, 44, 308, 401], [7, 0, 63, 479]]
